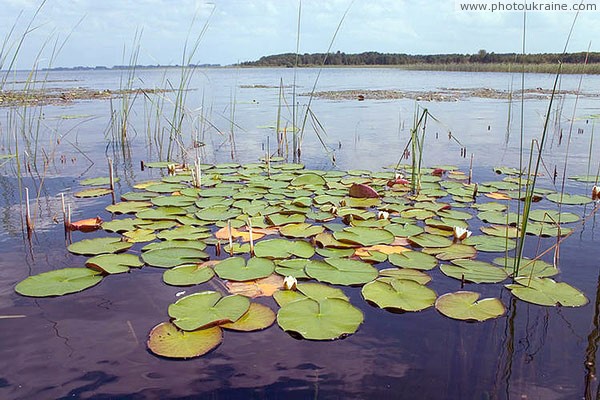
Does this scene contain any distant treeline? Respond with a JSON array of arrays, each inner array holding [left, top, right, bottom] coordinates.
[[240, 50, 600, 67]]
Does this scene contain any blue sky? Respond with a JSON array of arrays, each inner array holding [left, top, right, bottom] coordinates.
[[2, 0, 599, 69]]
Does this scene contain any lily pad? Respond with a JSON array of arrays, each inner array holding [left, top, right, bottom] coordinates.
[[379, 268, 432, 285], [142, 240, 207, 252], [361, 279, 437, 312], [305, 258, 378, 286], [462, 235, 516, 252], [85, 253, 143, 274], [546, 192, 593, 205], [75, 188, 113, 198], [169, 291, 250, 331], [15, 268, 103, 297], [528, 209, 579, 224], [221, 303, 276, 331], [384, 223, 424, 237], [68, 237, 132, 256], [163, 263, 216, 286], [334, 227, 395, 247], [505, 277, 588, 307], [106, 201, 152, 214], [423, 244, 477, 261], [147, 322, 222, 359], [142, 247, 210, 268], [254, 239, 315, 259], [277, 297, 363, 340], [440, 259, 508, 283], [273, 282, 349, 307], [214, 257, 275, 281], [388, 251, 438, 270], [493, 257, 559, 278], [275, 259, 311, 279], [291, 173, 326, 186], [279, 223, 325, 238], [408, 234, 453, 248], [435, 291, 505, 321]]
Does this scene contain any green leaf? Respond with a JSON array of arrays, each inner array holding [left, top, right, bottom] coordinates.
[[80, 177, 120, 186], [361, 279, 437, 312], [68, 237, 132, 256], [480, 225, 520, 238], [506, 277, 588, 307], [275, 259, 310, 279], [440, 259, 508, 283], [408, 234, 453, 248], [106, 201, 153, 214], [163, 263, 215, 286], [156, 226, 210, 241], [388, 251, 438, 270], [221, 303, 276, 331], [462, 235, 516, 252], [291, 173, 326, 186], [546, 192, 593, 205], [85, 253, 143, 274], [195, 205, 240, 221], [333, 226, 395, 246], [384, 223, 424, 237], [279, 223, 325, 238], [493, 257, 559, 278], [528, 209, 579, 224], [379, 268, 432, 285], [305, 258, 378, 286], [315, 247, 355, 258], [75, 188, 113, 198], [435, 291, 505, 321], [142, 247, 210, 268], [169, 291, 250, 331], [136, 206, 186, 221], [266, 213, 306, 226], [423, 244, 477, 261], [273, 282, 349, 307], [277, 297, 363, 340], [214, 257, 275, 281], [15, 268, 103, 297], [147, 322, 222, 359], [142, 240, 207, 252], [254, 239, 315, 259]]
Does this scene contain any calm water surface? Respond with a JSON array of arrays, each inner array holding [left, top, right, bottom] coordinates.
[[0, 68, 599, 399]]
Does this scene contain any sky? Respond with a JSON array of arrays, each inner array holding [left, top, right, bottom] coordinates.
[[1, 0, 599, 69]]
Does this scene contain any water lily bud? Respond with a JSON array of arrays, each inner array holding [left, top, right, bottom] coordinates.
[[377, 211, 389, 220], [283, 276, 297, 291], [453, 226, 472, 241], [593, 186, 599, 201]]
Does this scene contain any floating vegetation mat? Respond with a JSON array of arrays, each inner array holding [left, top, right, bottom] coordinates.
[[15, 160, 595, 359]]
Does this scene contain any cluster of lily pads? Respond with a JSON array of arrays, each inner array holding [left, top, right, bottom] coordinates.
[[14, 159, 593, 358]]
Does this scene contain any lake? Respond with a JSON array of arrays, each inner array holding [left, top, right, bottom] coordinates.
[[0, 67, 599, 399]]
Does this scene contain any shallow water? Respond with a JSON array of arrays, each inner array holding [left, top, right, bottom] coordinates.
[[0, 67, 599, 399]]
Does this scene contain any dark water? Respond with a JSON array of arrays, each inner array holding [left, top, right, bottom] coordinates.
[[0, 68, 599, 399]]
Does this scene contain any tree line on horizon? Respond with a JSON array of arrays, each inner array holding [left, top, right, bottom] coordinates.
[[240, 50, 600, 67]]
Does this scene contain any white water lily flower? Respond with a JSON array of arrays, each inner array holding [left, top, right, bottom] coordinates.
[[453, 226, 472, 241], [593, 186, 599, 201], [283, 276, 298, 291], [377, 211, 390, 220]]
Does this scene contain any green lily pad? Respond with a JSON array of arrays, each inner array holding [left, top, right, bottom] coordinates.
[[384, 223, 424, 237], [480, 225, 520, 238], [169, 291, 250, 331], [305, 258, 378, 286], [506, 277, 588, 307], [254, 239, 315, 259], [75, 188, 113, 198], [546, 192, 593, 205], [423, 244, 477, 261], [163, 263, 215, 286], [569, 174, 599, 183], [291, 173, 326, 186], [361, 279, 437, 312], [156, 226, 210, 241], [435, 291, 505, 321], [80, 177, 120, 186], [68, 237, 132, 256], [101, 218, 139, 233], [106, 201, 152, 214], [85, 253, 143, 274], [315, 247, 355, 258], [279, 223, 325, 238], [440, 260, 508, 283], [151, 195, 196, 207], [334, 227, 394, 247], [214, 257, 275, 281], [147, 322, 222, 359], [493, 257, 559, 278], [408, 234, 453, 248], [477, 210, 520, 225], [15, 268, 103, 297], [142, 247, 210, 268], [221, 303, 276, 331], [528, 209, 579, 224], [273, 282, 349, 307], [195, 205, 240, 221], [462, 235, 516, 252], [275, 259, 311, 279], [388, 251, 438, 270], [123, 228, 156, 243], [379, 268, 432, 285], [266, 213, 306, 226], [145, 182, 186, 193], [277, 297, 363, 340], [142, 240, 207, 252], [137, 206, 186, 221], [525, 222, 572, 237]]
